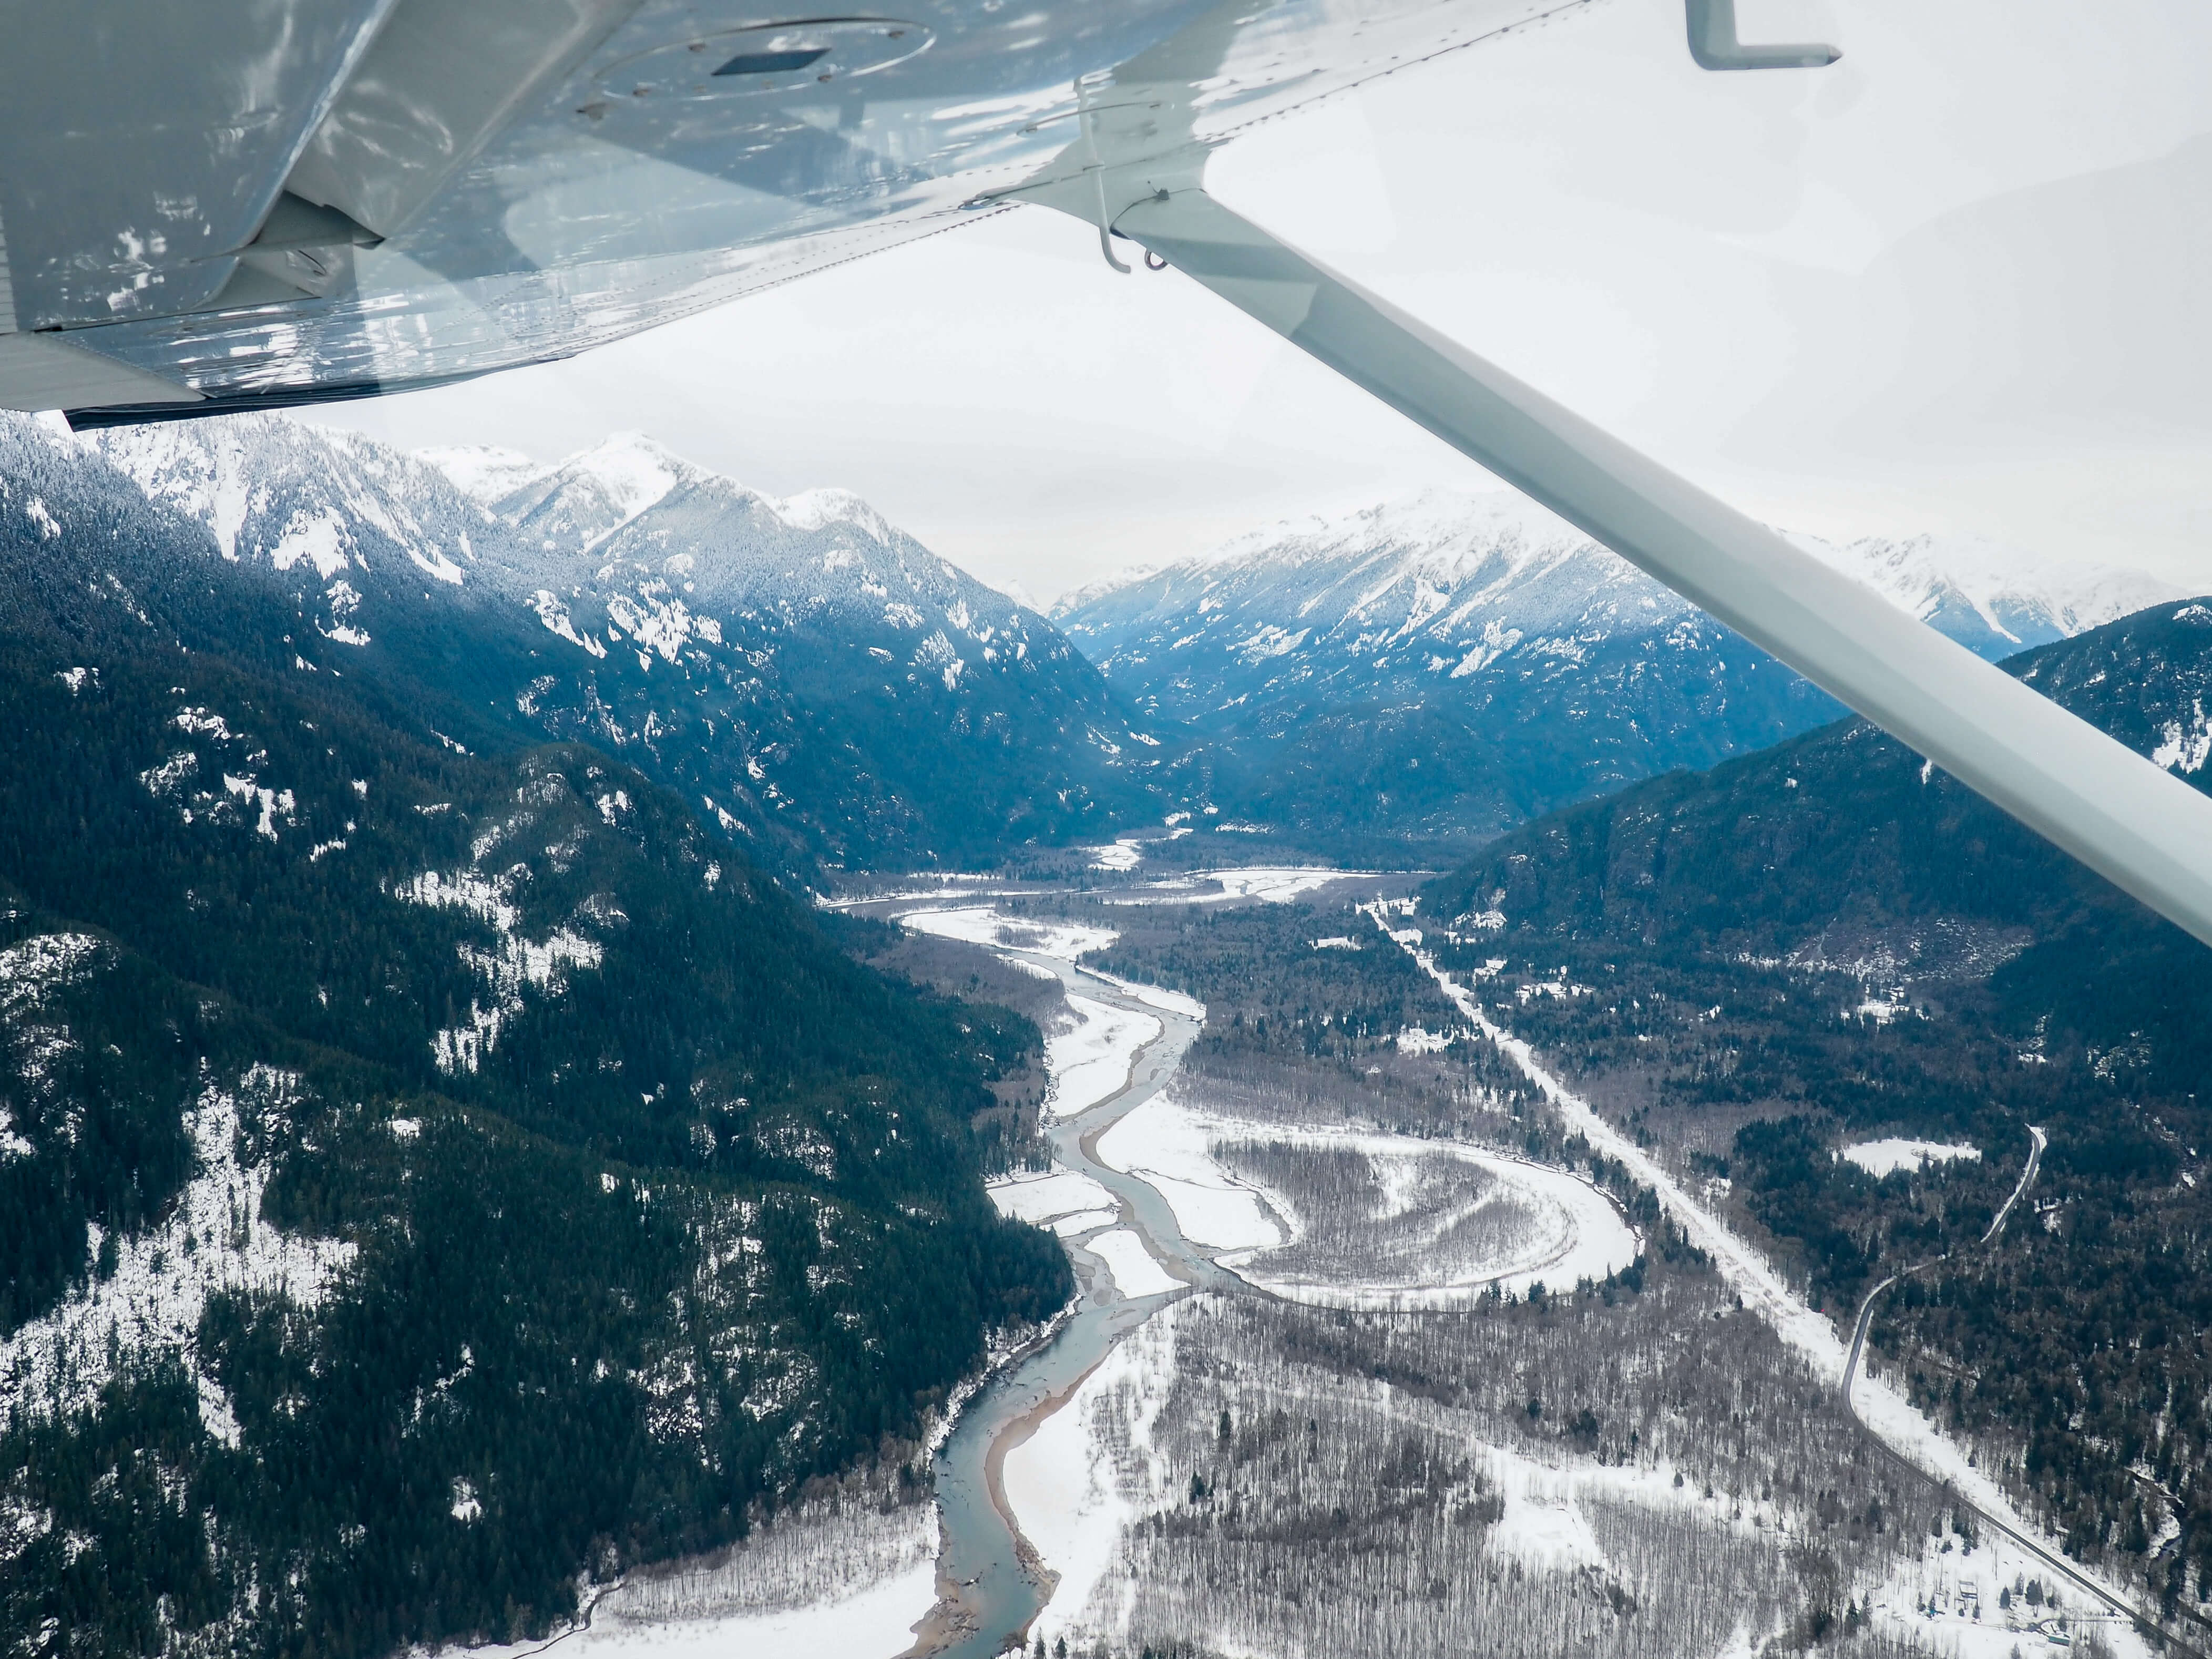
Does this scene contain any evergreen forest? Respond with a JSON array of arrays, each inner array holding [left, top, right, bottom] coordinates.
[[0, 426, 1068, 1656]]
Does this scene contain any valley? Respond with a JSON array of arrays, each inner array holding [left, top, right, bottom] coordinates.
[[610, 857, 2172, 1656], [881, 867, 2147, 1656], [2, 408, 2208, 1659]]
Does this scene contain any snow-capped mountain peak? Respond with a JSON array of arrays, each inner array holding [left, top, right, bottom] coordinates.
[[1059, 488, 1668, 667], [415, 444, 548, 507], [1196, 488, 1585, 576], [775, 485, 897, 545], [496, 431, 710, 553], [1796, 530, 2184, 648], [468, 436, 1039, 644], [571, 431, 695, 521]]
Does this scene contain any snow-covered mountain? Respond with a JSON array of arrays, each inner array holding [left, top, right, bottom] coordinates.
[[477, 432, 1161, 866], [460, 433, 1076, 694], [489, 431, 689, 552], [98, 418, 495, 582], [1796, 529, 2182, 653], [1054, 491, 2184, 850], [415, 443, 547, 507], [83, 417, 1159, 872], [0, 419, 1071, 1654]]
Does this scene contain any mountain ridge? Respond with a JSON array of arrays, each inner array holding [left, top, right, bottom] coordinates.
[[80, 416, 1164, 876], [1414, 596, 2212, 1594], [1055, 490, 2179, 650], [1057, 489, 2183, 853]]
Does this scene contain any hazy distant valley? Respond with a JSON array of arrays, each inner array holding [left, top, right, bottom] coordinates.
[[4, 410, 2209, 1659]]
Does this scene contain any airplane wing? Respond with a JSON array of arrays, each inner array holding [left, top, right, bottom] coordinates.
[[0, 0, 1588, 422], [7, 0, 2210, 950]]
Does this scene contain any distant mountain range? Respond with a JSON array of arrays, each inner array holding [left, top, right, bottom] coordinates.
[[85, 419, 1163, 876], [1057, 492, 2183, 855], [44, 412, 2191, 876]]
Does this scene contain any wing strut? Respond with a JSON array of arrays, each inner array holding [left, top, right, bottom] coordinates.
[[1107, 185, 2212, 948]]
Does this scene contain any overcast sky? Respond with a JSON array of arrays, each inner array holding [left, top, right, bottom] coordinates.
[[315, 0, 2212, 604]]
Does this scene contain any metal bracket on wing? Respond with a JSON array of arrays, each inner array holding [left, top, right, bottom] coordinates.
[[1091, 166, 1132, 274], [1084, 183, 2212, 950], [1685, 0, 1840, 70], [1072, 78, 1138, 273]]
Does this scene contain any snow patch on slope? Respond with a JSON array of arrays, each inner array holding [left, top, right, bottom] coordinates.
[[0, 931, 105, 1016], [0, 1068, 356, 1424], [2153, 698, 2212, 774], [396, 867, 604, 1074]]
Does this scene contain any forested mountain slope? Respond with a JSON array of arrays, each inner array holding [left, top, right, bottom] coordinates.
[[1421, 599, 2212, 1602], [478, 433, 1168, 869], [82, 417, 1160, 876], [1425, 596, 2212, 986], [0, 425, 1068, 1656], [1058, 492, 2178, 854]]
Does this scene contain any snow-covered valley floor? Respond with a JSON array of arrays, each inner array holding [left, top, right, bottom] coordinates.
[[520, 877, 2139, 1659], [429, 1479, 938, 1659], [893, 893, 1762, 1658]]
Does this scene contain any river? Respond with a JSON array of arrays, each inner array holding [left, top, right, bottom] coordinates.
[[909, 944, 1221, 1659]]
